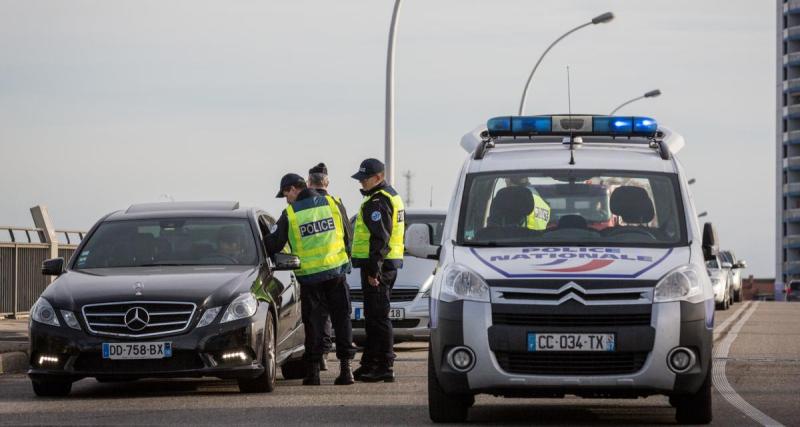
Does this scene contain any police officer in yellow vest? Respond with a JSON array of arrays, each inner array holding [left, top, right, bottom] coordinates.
[[505, 176, 551, 230], [264, 173, 355, 386], [306, 162, 352, 372], [350, 158, 405, 383]]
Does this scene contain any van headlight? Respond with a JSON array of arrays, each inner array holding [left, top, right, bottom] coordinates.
[[654, 264, 703, 303], [221, 293, 258, 323], [439, 264, 490, 303], [31, 298, 60, 327]]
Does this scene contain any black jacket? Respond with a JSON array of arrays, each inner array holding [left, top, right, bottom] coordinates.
[[264, 188, 352, 257], [352, 181, 403, 276]]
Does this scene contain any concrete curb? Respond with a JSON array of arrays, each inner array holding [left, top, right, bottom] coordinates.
[[0, 351, 28, 375]]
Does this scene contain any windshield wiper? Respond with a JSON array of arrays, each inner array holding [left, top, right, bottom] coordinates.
[[138, 262, 200, 267], [458, 241, 502, 247]]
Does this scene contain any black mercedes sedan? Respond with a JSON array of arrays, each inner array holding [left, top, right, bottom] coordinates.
[[28, 201, 306, 396]]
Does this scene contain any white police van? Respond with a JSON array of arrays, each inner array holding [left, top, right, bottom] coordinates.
[[405, 115, 717, 424]]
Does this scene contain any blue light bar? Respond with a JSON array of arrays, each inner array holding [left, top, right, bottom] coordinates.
[[485, 115, 658, 138]]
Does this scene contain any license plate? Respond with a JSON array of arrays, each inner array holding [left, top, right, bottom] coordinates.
[[351, 308, 405, 321], [102, 342, 172, 360], [527, 333, 615, 352]]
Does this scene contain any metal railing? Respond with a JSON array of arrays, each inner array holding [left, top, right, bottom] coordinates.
[[0, 226, 84, 317]]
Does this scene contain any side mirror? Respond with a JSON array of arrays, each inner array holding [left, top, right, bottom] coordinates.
[[41, 258, 65, 276], [701, 222, 718, 261], [721, 262, 733, 269], [405, 223, 440, 260], [273, 253, 301, 271], [735, 260, 747, 269]]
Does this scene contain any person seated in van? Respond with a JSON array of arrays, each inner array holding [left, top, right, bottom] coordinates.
[[504, 176, 551, 230], [477, 186, 537, 241]]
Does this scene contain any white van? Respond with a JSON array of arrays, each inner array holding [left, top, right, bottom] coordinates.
[[406, 115, 717, 425]]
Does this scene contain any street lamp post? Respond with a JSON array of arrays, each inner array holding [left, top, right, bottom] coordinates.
[[385, 0, 403, 186], [518, 12, 614, 116], [609, 89, 662, 115]]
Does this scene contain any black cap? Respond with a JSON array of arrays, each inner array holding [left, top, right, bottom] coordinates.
[[309, 162, 327, 175], [351, 158, 385, 180], [276, 173, 305, 198]]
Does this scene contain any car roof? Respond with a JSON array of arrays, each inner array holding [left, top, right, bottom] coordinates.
[[468, 143, 677, 174], [105, 201, 256, 221], [406, 208, 447, 216]]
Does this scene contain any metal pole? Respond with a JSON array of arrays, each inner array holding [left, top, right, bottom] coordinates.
[[11, 245, 18, 319], [385, 0, 403, 186], [518, 22, 592, 116]]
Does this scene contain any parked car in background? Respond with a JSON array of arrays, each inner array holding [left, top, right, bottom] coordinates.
[[787, 280, 800, 302], [719, 250, 746, 302], [28, 202, 306, 396], [706, 255, 733, 310], [347, 208, 445, 343]]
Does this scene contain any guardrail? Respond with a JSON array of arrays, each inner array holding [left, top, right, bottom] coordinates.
[[0, 226, 85, 318]]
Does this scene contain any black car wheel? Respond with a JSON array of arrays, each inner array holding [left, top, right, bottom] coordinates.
[[238, 310, 276, 393], [428, 347, 472, 423], [32, 379, 72, 397], [674, 368, 713, 424], [734, 288, 742, 303]]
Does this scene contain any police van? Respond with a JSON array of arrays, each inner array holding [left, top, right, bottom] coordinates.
[[405, 115, 717, 424]]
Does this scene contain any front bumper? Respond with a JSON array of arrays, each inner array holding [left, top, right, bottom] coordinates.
[[430, 299, 712, 398], [713, 284, 726, 303], [28, 306, 267, 382], [350, 295, 430, 341]]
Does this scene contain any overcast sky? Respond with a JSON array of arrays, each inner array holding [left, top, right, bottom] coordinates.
[[0, 0, 775, 276]]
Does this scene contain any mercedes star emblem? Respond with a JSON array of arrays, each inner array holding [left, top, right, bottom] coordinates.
[[124, 307, 150, 331], [134, 282, 143, 296]]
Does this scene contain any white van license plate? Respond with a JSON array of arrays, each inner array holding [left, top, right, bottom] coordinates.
[[102, 342, 173, 360], [527, 333, 615, 352], [351, 308, 405, 321]]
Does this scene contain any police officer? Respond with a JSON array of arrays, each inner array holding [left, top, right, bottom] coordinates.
[[350, 159, 404, 382], [306, 162, 353, 371], [264, 173, 355, 386], [505, 176, 551, 230]]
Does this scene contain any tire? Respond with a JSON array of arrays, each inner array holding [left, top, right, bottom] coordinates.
[[734, 288, 742, 303], [238, 311, 277, 393], [428, 348, 472, 423], [674, 368, 713, 424], [721, 288, 730, 311], [32, 379, 72, 397], [280, 358, 307, 380]]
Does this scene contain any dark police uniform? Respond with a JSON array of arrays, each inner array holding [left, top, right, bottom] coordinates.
[[265, 176, 355, 385], [350, 159, 405, 382]]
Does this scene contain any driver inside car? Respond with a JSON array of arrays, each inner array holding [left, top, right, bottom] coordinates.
[[216, 226, 245, 263]]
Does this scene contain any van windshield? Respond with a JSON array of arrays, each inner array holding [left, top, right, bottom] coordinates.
[[458, 170, 686, 247], [74, 218, 259, 268]]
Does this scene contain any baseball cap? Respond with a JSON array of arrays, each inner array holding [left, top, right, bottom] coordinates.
[[351, 158, 385, 180], [276, 173, 305, 198]]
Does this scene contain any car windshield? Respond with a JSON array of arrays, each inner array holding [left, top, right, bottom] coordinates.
[[458, 170, 685, 247], [406, 214, 446, 246], [74, 218, 259, 268], [706, 258, 720, 269]]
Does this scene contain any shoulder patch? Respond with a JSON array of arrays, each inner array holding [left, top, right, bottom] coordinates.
[[370, 211, 382, 222]]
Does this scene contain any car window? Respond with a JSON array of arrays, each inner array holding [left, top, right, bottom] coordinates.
[[459, 170, 685, 247], [74, 218, 259, 268], [705, 258, 720, 269], [406, 215, 446, 245]]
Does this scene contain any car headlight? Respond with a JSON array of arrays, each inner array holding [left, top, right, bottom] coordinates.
[[654, 264, 703, 303], [440, 264, 490, 303], [60, 310, 81, 330], [197, 307, 221, 328], [31, 298, 60, 327], [221, 294, 258, 323], [419, 275, 434, 298]]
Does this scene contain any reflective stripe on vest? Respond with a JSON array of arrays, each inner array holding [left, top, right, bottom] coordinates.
[[352, 189, 405, 261], [286, 195, 349, 277], [526, 194, 551, 231]]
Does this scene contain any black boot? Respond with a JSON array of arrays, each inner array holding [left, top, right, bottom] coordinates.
[[302, 361, 321, 386], [334, 360, 354, 385], [320, 353, 329, 372], [353, 364, 373, 382], [360, 366, 395, 383]]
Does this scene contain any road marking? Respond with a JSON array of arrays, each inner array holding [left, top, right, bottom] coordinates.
[[713, 301, 750, 339], [712, 301, 784, 427]]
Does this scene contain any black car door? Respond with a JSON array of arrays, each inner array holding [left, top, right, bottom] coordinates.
[[257, 214, 303, 359]]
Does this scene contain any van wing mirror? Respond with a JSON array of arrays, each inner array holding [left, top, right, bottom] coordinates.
[[273, 253, 301, 271], [405, 223, 440, 260], [41, 258, 65, 276], [735, 260, 747, 269], [701, 222, 718, 261]]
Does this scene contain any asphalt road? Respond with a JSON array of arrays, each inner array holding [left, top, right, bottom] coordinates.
[[0, 302, 797, 426]]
